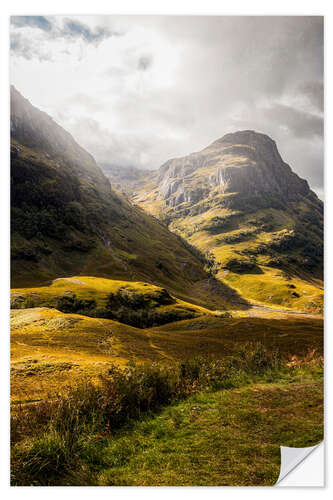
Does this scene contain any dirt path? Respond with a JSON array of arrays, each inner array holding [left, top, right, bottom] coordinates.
[[146, 330, 174, 361], [247, 303, 322, 319]]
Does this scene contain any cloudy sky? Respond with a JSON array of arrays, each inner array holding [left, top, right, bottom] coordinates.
[[10, 15, 324, 198]]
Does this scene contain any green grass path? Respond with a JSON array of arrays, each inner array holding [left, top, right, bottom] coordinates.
[[78, 379, 323, 486]]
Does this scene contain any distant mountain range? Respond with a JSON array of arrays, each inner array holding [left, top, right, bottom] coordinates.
[[103, 130, 323, 313]]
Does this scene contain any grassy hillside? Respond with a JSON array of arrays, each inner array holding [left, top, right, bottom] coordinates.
[[10, 88, 221, 308], [170, 196, 324, 312], [95, 379, 322, 486], [11, 140, 210, 296], [11, 276, 214, 329]]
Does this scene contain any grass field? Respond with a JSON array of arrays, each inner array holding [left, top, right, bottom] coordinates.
[[10, 275, 324, 486], [189, 227, 323, 313], [97, 380, 323, 486], [11, 349, 323, 486], [219, 266, 323, 313], [11, 303, 323, 404]]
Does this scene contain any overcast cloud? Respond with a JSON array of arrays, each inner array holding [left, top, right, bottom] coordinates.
[[10, 16, 324, 198]]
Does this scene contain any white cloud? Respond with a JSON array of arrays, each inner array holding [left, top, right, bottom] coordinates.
[[10, 15, 324, 195]]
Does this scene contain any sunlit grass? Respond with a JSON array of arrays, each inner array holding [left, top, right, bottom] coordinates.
[[11, 347, 323, 486]]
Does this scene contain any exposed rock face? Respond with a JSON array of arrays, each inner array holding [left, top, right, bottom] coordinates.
[[156, 130, 310, 207]]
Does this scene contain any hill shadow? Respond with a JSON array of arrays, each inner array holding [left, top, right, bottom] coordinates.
[[196, 276, 251, 311]]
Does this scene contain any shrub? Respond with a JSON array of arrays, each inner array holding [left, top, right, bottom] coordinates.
[[55, 294, 96, 314], [11, 343, 284, 444], [88, 289, 193, 328], [11, 432, 72, 486], [92, 306, 196, 328], [223, 258, 259, 273], [236, 342, 282, 374]]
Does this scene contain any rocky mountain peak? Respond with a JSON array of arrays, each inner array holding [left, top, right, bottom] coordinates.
[[216, 129, 276, 146], [131, 130, 323, 298], [155, 130, 310, 207], [209, 130, 283, 166]]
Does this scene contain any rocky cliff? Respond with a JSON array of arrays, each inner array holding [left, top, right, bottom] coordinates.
[[156, 131, 310, 207]]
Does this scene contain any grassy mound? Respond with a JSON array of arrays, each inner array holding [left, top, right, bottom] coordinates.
[[11, 276, 214, 328]]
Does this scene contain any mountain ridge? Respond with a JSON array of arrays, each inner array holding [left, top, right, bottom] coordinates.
[[11, 88, 323, 313], [11, 85, 110, 194]]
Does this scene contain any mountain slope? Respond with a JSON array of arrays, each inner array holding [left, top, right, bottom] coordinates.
[[10, 87, 214, 305], [129, 131, 323, 312]]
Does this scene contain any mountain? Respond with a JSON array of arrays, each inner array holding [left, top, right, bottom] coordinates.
[[100, 163, 149, 197], [129, 131, 323, 313], [10, 86, 216, 305]]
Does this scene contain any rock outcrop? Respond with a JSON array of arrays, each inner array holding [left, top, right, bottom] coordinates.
[[156, 130, 311, 207]]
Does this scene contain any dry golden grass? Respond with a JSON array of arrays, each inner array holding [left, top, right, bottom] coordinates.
[[11, 306, 323, 404]]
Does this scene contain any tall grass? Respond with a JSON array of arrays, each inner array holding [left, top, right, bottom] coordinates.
[[11, 342, 321, 485]]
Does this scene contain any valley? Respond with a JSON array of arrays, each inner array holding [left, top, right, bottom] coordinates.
[[11, 275, 323, 404], [10, 88, 324, 486], [113, 131, 323, 313]]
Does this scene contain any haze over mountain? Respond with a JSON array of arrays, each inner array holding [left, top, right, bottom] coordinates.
[[116, 130, 323, 313], [100, 163, 149, 196], [10, 86, 214, 305]]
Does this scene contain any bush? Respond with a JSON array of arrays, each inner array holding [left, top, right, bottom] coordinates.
[[223, 258, 259, 273], [92, 306, 196, 328], [236, 342, 282, 374], [88, 288, 192, 328], [204, 251, 219, 276], [11, 432, 72, 486], [55, 294, 96, 314]]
